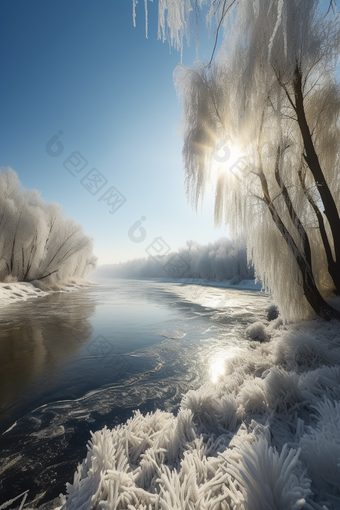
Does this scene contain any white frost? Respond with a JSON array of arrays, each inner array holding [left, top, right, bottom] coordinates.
[[42, 319, 340, 510]]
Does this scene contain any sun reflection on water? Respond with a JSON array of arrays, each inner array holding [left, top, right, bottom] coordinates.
[[209, 348, 240, 383], [209, 357, 226, 383]]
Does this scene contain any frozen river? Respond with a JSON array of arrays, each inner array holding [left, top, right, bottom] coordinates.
[[0, 278, 271, 507]]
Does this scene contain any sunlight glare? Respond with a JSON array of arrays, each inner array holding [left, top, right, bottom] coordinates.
[[209, 347, 241, 383], [210, 357, 226, 383], [212, 140, 244, 180]]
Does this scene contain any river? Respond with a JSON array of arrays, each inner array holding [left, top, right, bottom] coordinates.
[[0, 278, 271, 507]]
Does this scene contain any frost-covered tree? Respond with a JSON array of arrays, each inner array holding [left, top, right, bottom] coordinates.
[[136, 0, 340, 321], [94, 237, 252, 280], [0, 168, 96, 285]]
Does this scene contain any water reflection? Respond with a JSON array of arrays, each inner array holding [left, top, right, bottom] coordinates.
[[209, 347, 241, 383], [0, 291, 95, 424], [210, 357, 226, 383]]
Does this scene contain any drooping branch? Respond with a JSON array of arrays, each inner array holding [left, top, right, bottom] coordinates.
[[43, 227, 82, 270], [23, 230, 39, 281], [207, 0, 238, 66], [35, 269, 59, 281]]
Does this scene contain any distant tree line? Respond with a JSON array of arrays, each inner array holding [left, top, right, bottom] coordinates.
[[0, 168, 96, 285], [94, 237, 254, 281]]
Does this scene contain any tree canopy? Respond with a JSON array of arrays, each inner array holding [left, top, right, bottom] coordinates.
[[136, 0, 340, 321], [0, 168, 96, 285]]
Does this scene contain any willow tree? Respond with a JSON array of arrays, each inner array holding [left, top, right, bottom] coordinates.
[[136, 0, 340, 321], [0, 168, 96, 284]]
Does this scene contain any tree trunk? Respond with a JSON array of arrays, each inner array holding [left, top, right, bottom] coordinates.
[[269, 201, 340, 320], [259, 169, 340, 320], [298, 168, 340, 294], [293, 66, 340, 296]]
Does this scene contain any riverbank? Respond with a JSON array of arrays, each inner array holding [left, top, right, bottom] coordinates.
[[0, 279, 97, 307], [150, 277, 262, 292]]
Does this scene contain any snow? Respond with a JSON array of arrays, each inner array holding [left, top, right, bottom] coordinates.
[[245, 321, 271, 342], [0, 282, 48, 306], [0, 279, 95, 307], [15, 314, 337, 510], [153, 277, 262, 292]]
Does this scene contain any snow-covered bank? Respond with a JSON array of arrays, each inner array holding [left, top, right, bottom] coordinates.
[[0, 282, 48, 306], [33, 317, 339, 510], [151, 277, 262, 292], [0, 279, 96, 307]]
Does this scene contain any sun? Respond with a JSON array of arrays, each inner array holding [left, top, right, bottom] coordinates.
[[211, 138, 245, 180]]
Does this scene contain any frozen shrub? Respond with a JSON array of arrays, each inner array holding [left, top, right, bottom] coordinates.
[[275, 332, 335, 370], [267, 303, 279, 321], [301, 399, 340, 501], [246, 322, 271, 342], [223, 437, 312, 510]]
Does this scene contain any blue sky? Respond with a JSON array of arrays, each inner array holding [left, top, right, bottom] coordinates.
[[0, 0, 228, 265]]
